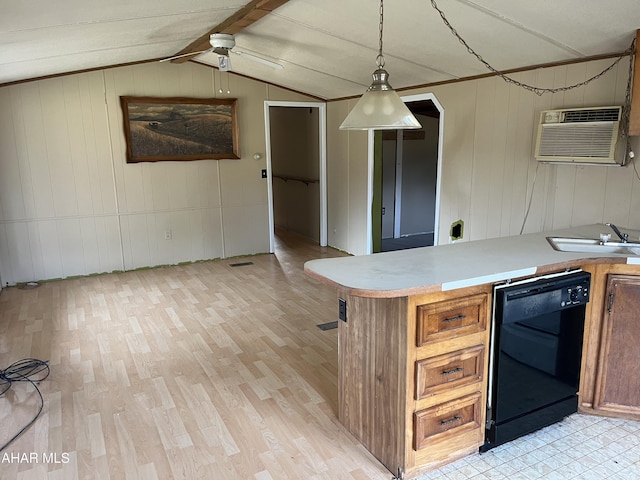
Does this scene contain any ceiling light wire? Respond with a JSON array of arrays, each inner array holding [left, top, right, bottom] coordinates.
[[377, 0, 385, 69], [429, 0, 635, 96]]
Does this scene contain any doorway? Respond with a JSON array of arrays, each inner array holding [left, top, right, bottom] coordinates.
[[373, 95, 442, 252], [264, 101, 327, 253]]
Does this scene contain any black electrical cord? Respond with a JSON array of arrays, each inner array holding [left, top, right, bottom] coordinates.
[[0, 358, 50, 452]]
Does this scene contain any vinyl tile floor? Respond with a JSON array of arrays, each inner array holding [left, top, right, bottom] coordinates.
[[416, 413, 640, 480]]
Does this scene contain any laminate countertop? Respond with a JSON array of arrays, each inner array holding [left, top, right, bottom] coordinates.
[[304, 224, 640, 298]]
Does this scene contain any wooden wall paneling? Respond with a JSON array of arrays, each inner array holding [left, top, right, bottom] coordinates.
[[347, 129, 369, 256], [602, 162, 634, 226], [486, 78, 512, 240], [140, 163, 155, 212], [0, 226, 8, 285], [150, 164, 171, 212], [325, 100, 350, 251], [167, 163, 190, 210], [506, 69, 538, 236], [584, 58, 624, 105], [546, 66, 577, 230], [21, 82, 55, 219], [76, 74, 105, 216], [106, 68, 144, 214], [0, 89, 19, 222], [499, 77, 521, 237], [41, 78, 79, 218], [13, 85, 38, 221], [62, 75, 94, 218], [38, 219, 64, 280], [25, 221, 45, 281], [431, 82, 475, 244], [338, 293, 408, 475], [221, 204, 270, 257], [468, 77, 497, 241], [120, 213, 150, 270], [57, 218, 86, 277], [567, 61, 610, 228], [561, 61, 588, 106], [528, 67, 558, 233], [78, 217, 103, 274], [131, 62, 163, 97], [84, 72, 119, 217], [572, 163, 607, 226], [2, 222, 32, 282]]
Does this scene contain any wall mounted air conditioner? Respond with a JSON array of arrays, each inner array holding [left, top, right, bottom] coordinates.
[[534, 106, 622, 165]]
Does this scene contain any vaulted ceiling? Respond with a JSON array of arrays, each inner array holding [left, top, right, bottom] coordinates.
[[1, 0, 637, 100]]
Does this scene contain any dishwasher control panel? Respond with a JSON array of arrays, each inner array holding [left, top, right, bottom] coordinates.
[[498, 271, 591, 321], [563, 282, 590, 307]]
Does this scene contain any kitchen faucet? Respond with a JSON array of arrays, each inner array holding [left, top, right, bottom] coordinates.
[[605, 223, 628, 243]]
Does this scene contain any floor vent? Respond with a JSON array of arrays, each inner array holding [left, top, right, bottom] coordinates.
[[317, 321, 338, 331], [229, 261, 254, 267]]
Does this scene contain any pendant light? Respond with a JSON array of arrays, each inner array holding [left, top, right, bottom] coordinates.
[[339, 0, 421, 130]]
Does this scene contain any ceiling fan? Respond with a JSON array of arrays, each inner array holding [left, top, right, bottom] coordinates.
[[161, 33, 283, 72]]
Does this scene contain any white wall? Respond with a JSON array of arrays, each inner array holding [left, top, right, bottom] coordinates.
[[270, 106, 320, 240], [327, 56, 640, 254], [0, 62, 316, 284]]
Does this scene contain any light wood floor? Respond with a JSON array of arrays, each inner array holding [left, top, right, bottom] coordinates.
[[0, 230, 392, 479]]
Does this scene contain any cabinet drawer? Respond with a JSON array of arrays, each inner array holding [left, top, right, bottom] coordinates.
[[416, 294, 487, 346], [414, 392, 482, 451], [415, 345, 484, 400]]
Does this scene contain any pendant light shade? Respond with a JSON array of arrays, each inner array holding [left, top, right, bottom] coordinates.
[[339, 0, 421, 131], [339, 69, 421, 130]]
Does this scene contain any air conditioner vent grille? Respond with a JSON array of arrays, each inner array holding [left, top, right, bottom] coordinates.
[[538, 124, 615, 158], [562, 108, 620, 123]]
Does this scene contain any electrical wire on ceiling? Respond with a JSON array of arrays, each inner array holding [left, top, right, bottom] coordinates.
[[0, 358, 50, 452], [429, 0, 636, 96]]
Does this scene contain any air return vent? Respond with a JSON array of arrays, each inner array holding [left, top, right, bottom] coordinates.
[[534, 106, 622, 165]]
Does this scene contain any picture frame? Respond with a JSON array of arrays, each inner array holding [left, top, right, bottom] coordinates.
[[120, 96, 240, 163]]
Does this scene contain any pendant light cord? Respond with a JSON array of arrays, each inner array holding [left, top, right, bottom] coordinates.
[[376, 0, 385, 68], [429, 0, 635, 96]]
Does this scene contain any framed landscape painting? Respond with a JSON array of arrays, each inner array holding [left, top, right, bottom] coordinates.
[[120, 96, 240, 162]]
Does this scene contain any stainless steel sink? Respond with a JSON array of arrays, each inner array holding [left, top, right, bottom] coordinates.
[[546, 236, 640, 256]]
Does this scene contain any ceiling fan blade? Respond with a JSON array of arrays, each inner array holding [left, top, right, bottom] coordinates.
[[230, 50, 284, 69], [160, 49, 209, 63]]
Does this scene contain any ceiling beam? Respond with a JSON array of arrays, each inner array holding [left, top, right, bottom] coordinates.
[[171, 0, 291, 64]]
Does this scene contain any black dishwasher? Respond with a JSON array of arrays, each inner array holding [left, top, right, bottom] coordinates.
[[481, 270, 591, 451]]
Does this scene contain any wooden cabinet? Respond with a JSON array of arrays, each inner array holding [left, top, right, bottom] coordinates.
[[579, 265, 640, 420], [337, 284, 491, 478], [592, 274, 640, 416], [409, 289, 489, 474]]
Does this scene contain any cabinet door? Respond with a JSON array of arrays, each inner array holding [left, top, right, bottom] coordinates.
[[593, 275, 640, 415]]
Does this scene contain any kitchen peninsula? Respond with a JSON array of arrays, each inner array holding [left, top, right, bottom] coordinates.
[[304, 224, 640, 479]]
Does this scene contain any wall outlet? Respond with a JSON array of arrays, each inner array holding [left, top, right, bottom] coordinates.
[[338, 298, 347, 322], [164, 230, 172, 240], [450, 220, 464, 242]]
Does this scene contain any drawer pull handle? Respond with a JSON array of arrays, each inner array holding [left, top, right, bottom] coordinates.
[[441, 367, 464, 376], [440, 416, 462, 427], [443, 315, 466, 323]]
